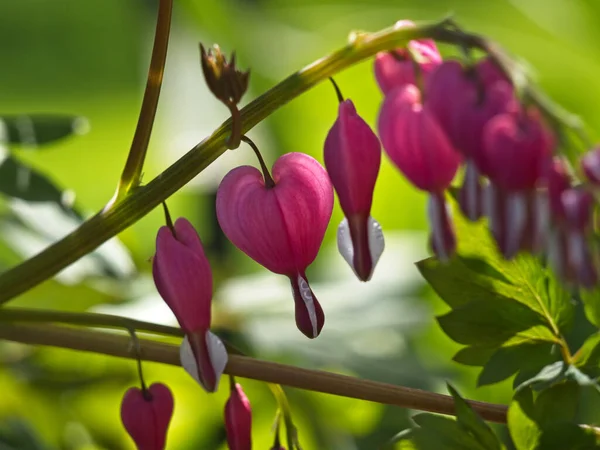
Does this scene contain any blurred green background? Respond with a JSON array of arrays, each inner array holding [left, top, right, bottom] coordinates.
[[1, 0, 600, 448]]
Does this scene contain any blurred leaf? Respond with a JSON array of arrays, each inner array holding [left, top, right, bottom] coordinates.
[[580, 288, 600, 329], [508, 383, 579, 450], [0, 418, 51, 450], [410, 414, 487, 450], [0, 153, 80, 214], [447, 384, 502, 450], [4, 200, 135, 281], [477, 342, 559, 387], [1, 114, 88, 147], [574, 333, 600, 378]]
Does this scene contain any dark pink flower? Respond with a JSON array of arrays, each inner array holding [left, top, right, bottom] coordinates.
[[121, 383, 174, 450], [324, 99, 384, 281], [153, 218, 227, 392], [216, 152, 334, 338], [378, 84, 461, 192], [482, 108, 554, 191], [224, 382, 252, 450], [374, 20, 441, 95]]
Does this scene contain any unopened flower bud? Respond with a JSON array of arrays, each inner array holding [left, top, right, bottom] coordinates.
[[152, 217, 228, 392], [324, 99, 384, 281], [225, 382, 252, 450], [200, 44, 250, 107]]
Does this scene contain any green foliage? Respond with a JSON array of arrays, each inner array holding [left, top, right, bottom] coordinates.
[[395, 385, 504, 450], [417, 203, 570, 386], [2, 115, 87, 147], [507, 383, 599, 450]]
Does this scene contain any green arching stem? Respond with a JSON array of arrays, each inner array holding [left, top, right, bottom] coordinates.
[[0, 307, 184, 337], [0, 18, 590, 303], [114, 0, 173, 201]]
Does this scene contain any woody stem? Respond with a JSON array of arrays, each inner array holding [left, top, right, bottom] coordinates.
[[0, 322, 508, 424]]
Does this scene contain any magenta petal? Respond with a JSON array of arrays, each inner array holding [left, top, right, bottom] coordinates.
[[153, 224, 213, 332], [379, 85, 461, 192], [225, 383, 253, 450], [121, 383, 174, 450], [324, 99, 381, 217], [289, 273, 325, 339], [482, 109, 554, 191]]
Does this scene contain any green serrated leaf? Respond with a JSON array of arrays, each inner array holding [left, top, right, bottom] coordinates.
[[417, 256, 527, 309], [508, 388, 539, 450], [437, 299, 552, 347], [509, 384, 580, 450], [447, 384, 502, 450], [580, 288, 600, 329], [478, 342, 559, 387], [515, 361, 568, 392], [1, 114, 88, 146], [574, 333, 600, 377], [411, 414, 485, 450], [453, 345, 496, 367]]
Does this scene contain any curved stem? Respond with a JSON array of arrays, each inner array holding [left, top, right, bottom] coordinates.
[[115, 0, 173, 200], [328, 77, 344, 103], [0, 322, 508, 424], [0, 18, 587, 303], [241, 135, 275, 188]]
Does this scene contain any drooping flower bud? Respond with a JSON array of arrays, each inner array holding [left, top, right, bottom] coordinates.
[[482, 108, 554, 192], [216, 152, 334, 338], [152, 218, 227, 392], [374, 20, 442, 95], [324, 99, 384, 281], [378, 84, 460, 260], [121, 383, 174, 450], [378, 84, 461, 192], [581, 147, 600, 185], [224, 381, 252, 450]]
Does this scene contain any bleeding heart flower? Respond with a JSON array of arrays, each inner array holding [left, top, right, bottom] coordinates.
[[224, 381, 252, 450], [324, 98, 384, 281], [121, 383, 174, 450], [153, 217, 227, 392], [216, 152, 334, 338]]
